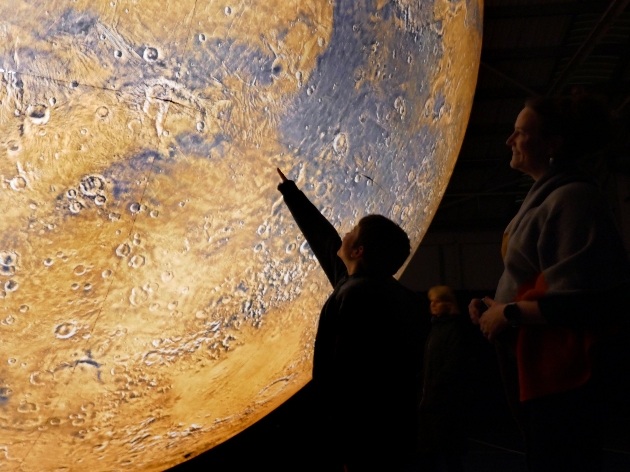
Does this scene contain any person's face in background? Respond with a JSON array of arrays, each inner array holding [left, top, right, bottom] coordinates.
[[429, 295, 451, 317], [506, 107, 557, 180]]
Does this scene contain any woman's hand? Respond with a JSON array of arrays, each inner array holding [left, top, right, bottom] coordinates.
[[477, 297, 509, 342], [468, 297, 488, 325]]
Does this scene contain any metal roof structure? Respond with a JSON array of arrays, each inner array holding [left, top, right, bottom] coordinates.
[[429, 0, 630, 232]]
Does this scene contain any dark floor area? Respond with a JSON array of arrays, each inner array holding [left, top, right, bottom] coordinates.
[[169, 379, 630, 471], [170, 295, 630, 472]]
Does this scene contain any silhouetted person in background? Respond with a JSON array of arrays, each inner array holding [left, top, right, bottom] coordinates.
[[469, 95, 630, 472], [416, 285, 469, 472], [276, 168, 423, 472]]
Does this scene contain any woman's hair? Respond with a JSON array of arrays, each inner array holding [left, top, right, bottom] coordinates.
[[524, 95, 611, 162], [353, 214, 410, 276], [427, 285, 460, 314]]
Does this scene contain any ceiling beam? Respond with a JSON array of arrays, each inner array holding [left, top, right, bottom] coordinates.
[[485, 2, 608, 19], [482, 42, 630, 62], [473, 87, 536, 101], [442, 191, 528, 197], [474, 80, 630, 101], [480, 62, 542, 97], [465, 123, 516, 136], [548, 0, 630, 95], [453, 158, 507, 165]]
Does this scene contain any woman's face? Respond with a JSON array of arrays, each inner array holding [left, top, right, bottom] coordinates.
[[506, 107, 555, 180]]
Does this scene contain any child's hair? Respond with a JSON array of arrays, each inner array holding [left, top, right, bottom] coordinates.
[[353, 215, 410, 276]]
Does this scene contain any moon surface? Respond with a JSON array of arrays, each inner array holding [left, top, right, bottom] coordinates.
[[0, 0, 481, 470]]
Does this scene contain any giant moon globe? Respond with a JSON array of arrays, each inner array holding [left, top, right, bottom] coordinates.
[[0, 0, 482, 470]]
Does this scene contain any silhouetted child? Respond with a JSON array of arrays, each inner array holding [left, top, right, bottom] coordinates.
[[277, 168, 423, 472], [416, 286, 469, 472]]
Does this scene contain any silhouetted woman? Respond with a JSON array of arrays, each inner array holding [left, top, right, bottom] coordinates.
[[469, 96, 630, 472]]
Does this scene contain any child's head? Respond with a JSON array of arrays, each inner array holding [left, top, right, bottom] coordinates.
[[352, 215, 410, 276]]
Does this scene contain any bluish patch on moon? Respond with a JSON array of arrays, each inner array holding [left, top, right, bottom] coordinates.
[[175, 132, 229, 159], [184, 37, 276, 90], [277, 0, 444, 222], [104, 150, 163, 200]]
